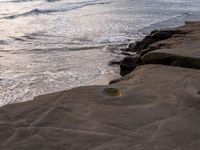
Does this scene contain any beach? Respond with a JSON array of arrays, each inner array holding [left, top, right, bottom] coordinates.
[[1, 1, 200, 149], [0, 21, 200, 150]]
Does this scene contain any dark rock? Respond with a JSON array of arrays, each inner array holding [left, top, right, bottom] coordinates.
[[129, 30, 180, 53], [142, 52, 176, 65], [150, 30, 179, 40], [120, 30, 179, 54], [120, 47, 133, 52], [128, 43, 136, 49], [109, 60, 121, 66], [120, 56, 140, 76]]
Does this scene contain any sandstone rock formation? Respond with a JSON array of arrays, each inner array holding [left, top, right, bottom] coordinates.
[[0, 22, 200, 150], [142, 22, 200, 69], [0, 65, 200, 150], [120, 21, 200, 76]]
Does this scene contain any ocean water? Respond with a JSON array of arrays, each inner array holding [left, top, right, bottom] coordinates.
[[0, 0, 200, 106]]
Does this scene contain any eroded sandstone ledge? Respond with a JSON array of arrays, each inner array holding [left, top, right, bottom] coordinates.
[[120, 21, 200, 76], [0, 22, 200, 150]]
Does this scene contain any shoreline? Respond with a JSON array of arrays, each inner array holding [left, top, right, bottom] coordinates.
[[117, 21, 200, 77], [0, 21, 200, 149]]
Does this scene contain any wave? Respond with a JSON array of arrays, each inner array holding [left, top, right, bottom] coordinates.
[[27, 46, 103, 54], [0, 0, 61, 3], [2, 0, 112, 19], [140, 11, 200, 34]]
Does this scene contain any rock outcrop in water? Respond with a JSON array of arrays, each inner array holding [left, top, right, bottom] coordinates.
[[121, 29, 182, 53], [119, 56, 140, 76], [0, 22, 200, 150], [120, 21, 200, 76], [119, 29, 183, 76]]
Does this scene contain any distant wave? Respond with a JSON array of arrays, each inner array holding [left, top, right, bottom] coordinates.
[[2, 0, 112, 19], [140, 11, 200, 33], [28, 46, 103, 53], [0, 0, 61, 3]]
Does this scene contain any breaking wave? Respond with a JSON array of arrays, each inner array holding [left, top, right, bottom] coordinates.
[[3, 0, 112, 19]]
